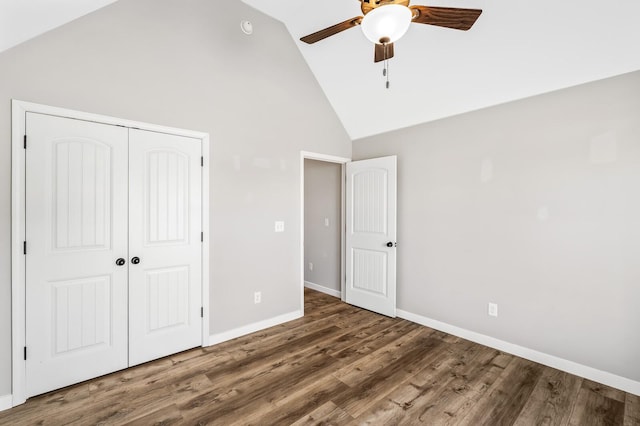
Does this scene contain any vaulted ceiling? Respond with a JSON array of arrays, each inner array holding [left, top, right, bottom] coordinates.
[[2, 0, 640, 140], [243, 0, 640, 139]]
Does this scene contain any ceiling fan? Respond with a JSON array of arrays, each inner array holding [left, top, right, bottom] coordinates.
[[300, 0, 482, 63]]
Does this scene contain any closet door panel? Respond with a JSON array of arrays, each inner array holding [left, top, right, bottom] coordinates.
[[128, 129, 202, 366], [25, 113, 129, 397]]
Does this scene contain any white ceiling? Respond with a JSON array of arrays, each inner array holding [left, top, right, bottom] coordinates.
[[0, 0, 118, 53], [2, 1, 639, 140], [243, 0, 640, 139]]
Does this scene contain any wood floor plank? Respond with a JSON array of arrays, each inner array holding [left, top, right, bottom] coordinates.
[[513, 368, 583, 426], [221, 314, 343, 361], [568, 383, 625, 426], [330, 319, 421, 362], [0, 289, 632, 426], [290, 401, 353, 426], [352, 338, 478, 425], [0, 353, 212, 426], [332, 326, 431, 387], [323, 315, 400, 356], [51, 371, 213, 425], [102, 373, 213, 423], [458, 356, 544, 425], [624, 392, 640, 426], [121, 404, 184, 426], [243, 376, 351, 425], [378, 342, 502, 425], [399, 346, 511, 425], [205, 325, 341, 383], [582, 378, 627, 403], [332, 334, 447, 418], [182, 342, 344, 424]]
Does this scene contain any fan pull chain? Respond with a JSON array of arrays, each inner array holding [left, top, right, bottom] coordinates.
[[385, 57, 389, 89], [382, 43, 390, 89]]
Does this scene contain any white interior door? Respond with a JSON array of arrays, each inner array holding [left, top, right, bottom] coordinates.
[[128, 129, 202, 366], [345, 156, 397, 317], [25, 113, 129, 397]]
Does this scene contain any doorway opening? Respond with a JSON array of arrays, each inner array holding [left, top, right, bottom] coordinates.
[[300, 152, 350, 312]]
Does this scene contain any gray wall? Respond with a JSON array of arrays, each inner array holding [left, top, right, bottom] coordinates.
[[0, 0, 351, 396], [353, 70, 640, 382], [304, 159, 342, 293]]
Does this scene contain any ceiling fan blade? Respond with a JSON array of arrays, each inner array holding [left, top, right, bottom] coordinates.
[[300, 17, 363, 44], [410, 6, 482, 31], [374, 42, 394, 63]]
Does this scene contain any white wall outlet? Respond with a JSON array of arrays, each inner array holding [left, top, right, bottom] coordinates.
[[324, 218, 330, 227], [309, 262, 313, 271], [488, 302, 498, 317], [254, 291, 261, 304], [274, 221, 285, 232]]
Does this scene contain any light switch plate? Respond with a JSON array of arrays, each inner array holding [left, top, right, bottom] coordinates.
[[488, 303, 498, 317]]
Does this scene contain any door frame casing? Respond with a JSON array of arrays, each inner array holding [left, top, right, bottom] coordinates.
[[11, 100, 211, 406], [300, 151, 351, 312]]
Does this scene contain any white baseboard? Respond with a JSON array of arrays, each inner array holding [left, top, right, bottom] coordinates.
[[397, 309, 640, 397], [208, 310, 303, 346], [304, 281, 341, 298], [0, 394, 12, 412]]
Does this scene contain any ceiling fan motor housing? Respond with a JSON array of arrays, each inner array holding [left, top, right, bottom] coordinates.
[[361, 0, 410, 15]]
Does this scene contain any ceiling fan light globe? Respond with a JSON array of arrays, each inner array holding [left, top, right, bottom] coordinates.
[[361, 4, 412, 44]]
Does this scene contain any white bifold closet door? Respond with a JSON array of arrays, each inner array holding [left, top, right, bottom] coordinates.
[[128, 129, 202, 366], [25, 113, 129, 397], [25, 113, 202, 397]]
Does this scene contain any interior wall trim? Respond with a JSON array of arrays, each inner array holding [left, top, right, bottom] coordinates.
[[208, 310, 303, 346], [304, 281, 341, 298], [397, 309, 640, 397]]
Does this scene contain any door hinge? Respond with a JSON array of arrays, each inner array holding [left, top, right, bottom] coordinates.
[[201, 231, 203, 242], [23, 135, 27, 149], [24, 346, 27, 361], [201, 156, 203, 167], [23, 241, 27, 255], [201, 307, 204, 318]]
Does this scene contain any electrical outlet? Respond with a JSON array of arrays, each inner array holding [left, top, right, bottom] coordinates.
[[254, 291, 261, 304], [488, 302, 498, 317], [309, 262, 313, 271], [274, 221, 284, 232]]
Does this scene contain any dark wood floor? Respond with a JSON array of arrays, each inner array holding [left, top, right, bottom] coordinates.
[[1, 288, 639, 425]]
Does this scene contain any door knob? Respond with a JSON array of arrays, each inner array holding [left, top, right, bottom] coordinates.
[[386, 242, 394, 247], [115, 258, 126, 266], [131, 257, 141, 265]]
